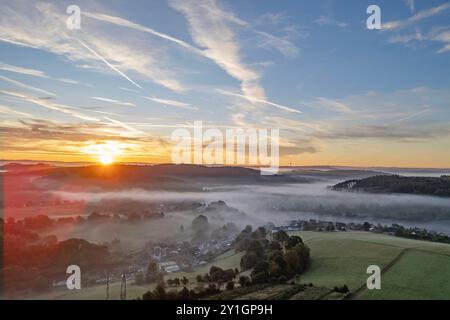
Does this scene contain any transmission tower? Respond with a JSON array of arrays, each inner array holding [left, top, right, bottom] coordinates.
[[105, 276, 110, 300]]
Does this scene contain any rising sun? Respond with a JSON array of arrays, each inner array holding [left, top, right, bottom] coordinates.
[[98, 154, 114, 165]]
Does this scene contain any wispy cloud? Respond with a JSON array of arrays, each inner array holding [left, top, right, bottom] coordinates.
[[141, 96, 198, 110], [0, 62, 88, 86], [394, 107, 431, 122], [92, 96, 135, 107], [169, 0, 266, 103], [404, 0, 416, 13], [429, 27, 450, 53], [315, 15, 347, 28], [103, 116, 142, 134], [0, 104, 32, 117], [0, 75, 56, 96], [83, 11, 201, 54], [217, 89, 302, 114], [255, 31, 299, 58], [1, 90, 99, 122], [309, 97, 352, 113], [0, 2, 185, 92], [119, 87, 140, 94], [83, 2, 297, 107], [75, 38, 142, 90], [383, 2, 450, 30]]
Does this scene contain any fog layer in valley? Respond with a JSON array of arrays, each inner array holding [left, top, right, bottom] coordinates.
[[51, 179, 450, 245]]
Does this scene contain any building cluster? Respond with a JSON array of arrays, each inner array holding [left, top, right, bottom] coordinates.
[[269, 219, 450, 244], [146, 236, 235, 275]]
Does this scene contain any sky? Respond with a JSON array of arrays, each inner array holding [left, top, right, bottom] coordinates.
[[0, 0, 450, 168]]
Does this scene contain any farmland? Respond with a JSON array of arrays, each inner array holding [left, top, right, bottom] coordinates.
[[30, 231, 450, 300], [290, 231, 450, 299]]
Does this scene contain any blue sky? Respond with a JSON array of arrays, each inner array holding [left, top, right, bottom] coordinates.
[[0, 0, 450, 167]]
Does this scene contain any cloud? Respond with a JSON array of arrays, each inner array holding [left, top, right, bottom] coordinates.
[[257, 12, 288, 26], [83, 11, 201, 54], [217, 89, 302, 114], [1, 90, 99, 122], [83, 2, 297, 107], [429, 27, 450, 53], [0, 1, 185, 92], [404, 0, 415, 13], [315, 15, 347, 28], [168, 0, 266, 102], [383, 2, 450, 30], [0, 104, 33, 117], [103, 116, 143, 134], [92, 96, 135, 107], [387, 27, 450, 53], [255, 31, 299, 58], [75, 38, 143, 90], [0, 75, 56, 96], [309, 97, 352, 113], [312, 124, 450, 142], [0, 118, 169, 159], [0, 62, 46, 78], [393, 108, 431, 123], [119, 87, 140, 94], [279, 138, 318, 156], [0, 62, 88, 86], [141, 96, 198, 110]]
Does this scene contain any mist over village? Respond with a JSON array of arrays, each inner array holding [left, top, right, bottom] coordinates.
[[1, 0, 450, 304]]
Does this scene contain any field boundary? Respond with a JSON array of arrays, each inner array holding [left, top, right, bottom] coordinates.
[[348, 248, 411, 299]]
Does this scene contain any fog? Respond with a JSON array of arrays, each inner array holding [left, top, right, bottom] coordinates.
[[51, 180, 450, 244]]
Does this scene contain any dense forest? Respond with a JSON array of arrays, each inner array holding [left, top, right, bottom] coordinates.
[[332, 175, 450, 197]]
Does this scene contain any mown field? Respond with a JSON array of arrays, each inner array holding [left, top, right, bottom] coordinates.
[[289, 231, 450, 299], [30, 231, 450, 300], [358, 250, 450, 299]]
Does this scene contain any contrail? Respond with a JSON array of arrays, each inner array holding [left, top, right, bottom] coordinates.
[[76, 38, 142, 89], [104, 116, 142, 133], [395, 108, 430, 122], [216, 89, 302, 114]]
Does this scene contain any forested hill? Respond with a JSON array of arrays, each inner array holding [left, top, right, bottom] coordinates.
[[331, 175, 450, 197]]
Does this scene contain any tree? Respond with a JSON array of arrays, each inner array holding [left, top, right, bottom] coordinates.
[[174, 278, 180, 287], [146, 261, 163, 283], [192, 215, 209, 232], [196, 275, 203, 283], [251, 261, 270, 284], [285, 236, 303, 249], [225, 281, 235, 291], [181, 276, 189, 286], [240, 251, 258, 270], [178, 286, 190, 299], [273, 230, 289, 243], [238, 276, 251, 287], [154, 283, 167, 300]]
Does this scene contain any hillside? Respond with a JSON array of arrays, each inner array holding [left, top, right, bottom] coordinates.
[[332, 175, 450, 197], [29, 231, 450, 300], [290, 231, 450, 299]]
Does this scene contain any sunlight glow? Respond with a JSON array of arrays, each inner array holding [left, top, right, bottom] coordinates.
[[98, 154, 114, 165], [81, 141, 126, 165]]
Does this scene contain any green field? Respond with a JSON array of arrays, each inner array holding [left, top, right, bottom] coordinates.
[[358, 250, 450, 300], [30, 231, 450, 299], [289, 231, 450, 299]]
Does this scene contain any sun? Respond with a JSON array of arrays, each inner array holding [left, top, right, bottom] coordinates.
[[98, 154, 114, 165]]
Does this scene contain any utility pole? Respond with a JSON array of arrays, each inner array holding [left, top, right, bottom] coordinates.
[[120, 272, 127, 300]]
